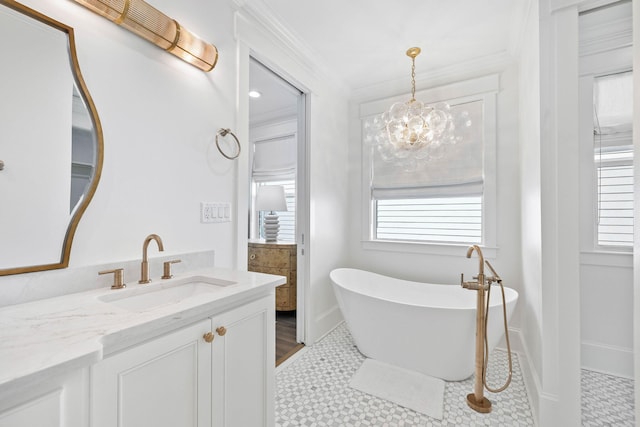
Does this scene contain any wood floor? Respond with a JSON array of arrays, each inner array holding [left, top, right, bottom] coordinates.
[[276, 310, 304, 366]]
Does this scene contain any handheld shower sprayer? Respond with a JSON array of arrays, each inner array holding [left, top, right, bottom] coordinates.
[[485, 260, 502, 284], [461, 247, 513, 414]]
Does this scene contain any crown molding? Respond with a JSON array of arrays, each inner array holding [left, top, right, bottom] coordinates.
[[508, 0, 535, 59], [579, 15, 632, 56], [548, 0, 624, 13], [578, 0, 628, 13], [580, 27, 632, 57], [250, 105, 297, 129], [234, 0, 351, 97], [359, 73, 499, 118], [548, 0, 582, 13], [351, 51, 514, 104]]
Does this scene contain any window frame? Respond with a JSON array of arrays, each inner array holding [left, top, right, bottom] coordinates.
[[578, 58, 633, 257], [360, 75, 498, 256]]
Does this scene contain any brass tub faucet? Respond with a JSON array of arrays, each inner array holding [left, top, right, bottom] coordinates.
[[139, 234, 164, 284]]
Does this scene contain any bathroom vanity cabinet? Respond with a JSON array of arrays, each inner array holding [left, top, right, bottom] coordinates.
[[248, 241, 297, 311], [91, 295, 274, 427], [0, 268, 283, 427]]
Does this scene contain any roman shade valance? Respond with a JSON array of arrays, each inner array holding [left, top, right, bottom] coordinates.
[[594, 71, 632, 135], [371, 100, 484, 199], [252, 134, 296, 181]]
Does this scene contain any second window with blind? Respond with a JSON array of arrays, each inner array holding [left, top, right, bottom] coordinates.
[[592, 71, 633, 248]]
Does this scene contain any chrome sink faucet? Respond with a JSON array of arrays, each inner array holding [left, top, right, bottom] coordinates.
[[139, 234, 164, 284]]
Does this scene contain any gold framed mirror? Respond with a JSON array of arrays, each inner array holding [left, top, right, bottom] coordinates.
[[0, 0, 104, 275]]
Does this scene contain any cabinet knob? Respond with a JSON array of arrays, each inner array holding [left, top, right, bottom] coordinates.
[[249, 253, 256, 260], [216, 326, 227, 336], [203, 332, 214, 343]]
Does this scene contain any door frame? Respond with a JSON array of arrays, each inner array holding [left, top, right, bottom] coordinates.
[[236, 42, 310, 345]]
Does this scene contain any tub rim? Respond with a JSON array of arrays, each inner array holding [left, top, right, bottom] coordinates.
[[330, 267, 518, 311]]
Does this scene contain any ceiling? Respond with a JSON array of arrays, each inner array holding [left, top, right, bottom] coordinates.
[[248, 0, 530, 123], [249, 59, 300, 125]]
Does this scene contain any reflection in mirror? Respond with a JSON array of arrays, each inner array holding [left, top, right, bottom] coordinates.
[[0, 0, 103, 275], [71, 85, 96, 213]]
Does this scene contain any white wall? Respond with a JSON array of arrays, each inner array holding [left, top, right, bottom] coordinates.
[[0, 0, 247, 301], [234, 5, 351, 344], [518, 2, 543, 420], [537, 0, 582, 424], [71, 0, 239, 268], [580, 259, 633, 376], [577, 0, 634, 379], [633, 0, 640, 421], [0, 0, 351, 346]]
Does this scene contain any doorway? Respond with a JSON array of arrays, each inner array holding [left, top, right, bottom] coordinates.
[[247, 58, 306, 366], [578, 1, 635, 424]]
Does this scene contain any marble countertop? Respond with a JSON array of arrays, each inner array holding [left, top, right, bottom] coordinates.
[[0, 268, 285, 400]]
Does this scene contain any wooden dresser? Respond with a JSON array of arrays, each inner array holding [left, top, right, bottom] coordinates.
[[248, 241, 297, 311]]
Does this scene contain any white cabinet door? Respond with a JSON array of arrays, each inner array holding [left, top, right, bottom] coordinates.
[[0, 391, 62, 427], [211, 296, 275, 427], [91, 319, 212, 427], [0, 368, 88, 427]]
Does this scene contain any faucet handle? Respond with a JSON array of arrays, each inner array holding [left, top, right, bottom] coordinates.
[[484, 260, 502, 284], [99, 268, 126, 290], [161, 259, 182, 279], [460, 273, 473, 289]]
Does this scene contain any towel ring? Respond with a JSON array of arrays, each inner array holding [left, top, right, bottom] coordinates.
[[215, 128, 241, 160]]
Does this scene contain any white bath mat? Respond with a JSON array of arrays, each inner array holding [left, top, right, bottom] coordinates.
[[349, 358, 445, 420]]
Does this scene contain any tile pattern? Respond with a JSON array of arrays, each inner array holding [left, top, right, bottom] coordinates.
[[276, 323, 535, 426], [582, 369, 635, 427]]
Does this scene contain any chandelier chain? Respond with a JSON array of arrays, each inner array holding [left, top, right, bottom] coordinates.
[[410, 56, 416, 102]]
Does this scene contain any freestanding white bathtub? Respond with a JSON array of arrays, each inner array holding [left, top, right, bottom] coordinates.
[[330, 268, 518, 381]]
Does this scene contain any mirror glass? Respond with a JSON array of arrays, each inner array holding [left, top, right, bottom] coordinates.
[[0, 0, 103, 275]]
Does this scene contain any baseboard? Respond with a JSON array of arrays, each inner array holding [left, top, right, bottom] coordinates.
[[498, 327, 541, 427], [275, 346, 309, 373], [504, 331, 630, 424], [581, 341, 634, 379], [311, 305, 343, 345]]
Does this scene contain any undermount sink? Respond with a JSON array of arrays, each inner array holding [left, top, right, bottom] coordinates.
[[99, 275, 235, 312]]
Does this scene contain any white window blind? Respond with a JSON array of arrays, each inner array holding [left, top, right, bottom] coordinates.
[[376, 196, 482, 243], [371, 99, 485, 244], [593, 71, 633, 248], [595, 148, 633, 247]]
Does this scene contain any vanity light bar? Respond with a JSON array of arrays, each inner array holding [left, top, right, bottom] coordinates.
[[71, 0, 218, 72]]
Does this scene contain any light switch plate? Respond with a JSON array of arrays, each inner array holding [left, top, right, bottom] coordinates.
[[200, 202, 231, 223]]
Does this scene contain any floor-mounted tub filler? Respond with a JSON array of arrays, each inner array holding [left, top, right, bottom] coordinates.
[[461, 244, 515, 413], [330, 266, 518, 386]]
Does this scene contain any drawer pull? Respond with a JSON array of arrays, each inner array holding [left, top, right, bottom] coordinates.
[[203, 332, 215, 343], [249, 254, 256, 260], [216, 326, 227, 336]]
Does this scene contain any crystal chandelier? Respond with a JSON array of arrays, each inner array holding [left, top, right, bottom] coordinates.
[[371, 47, 469, 163]]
